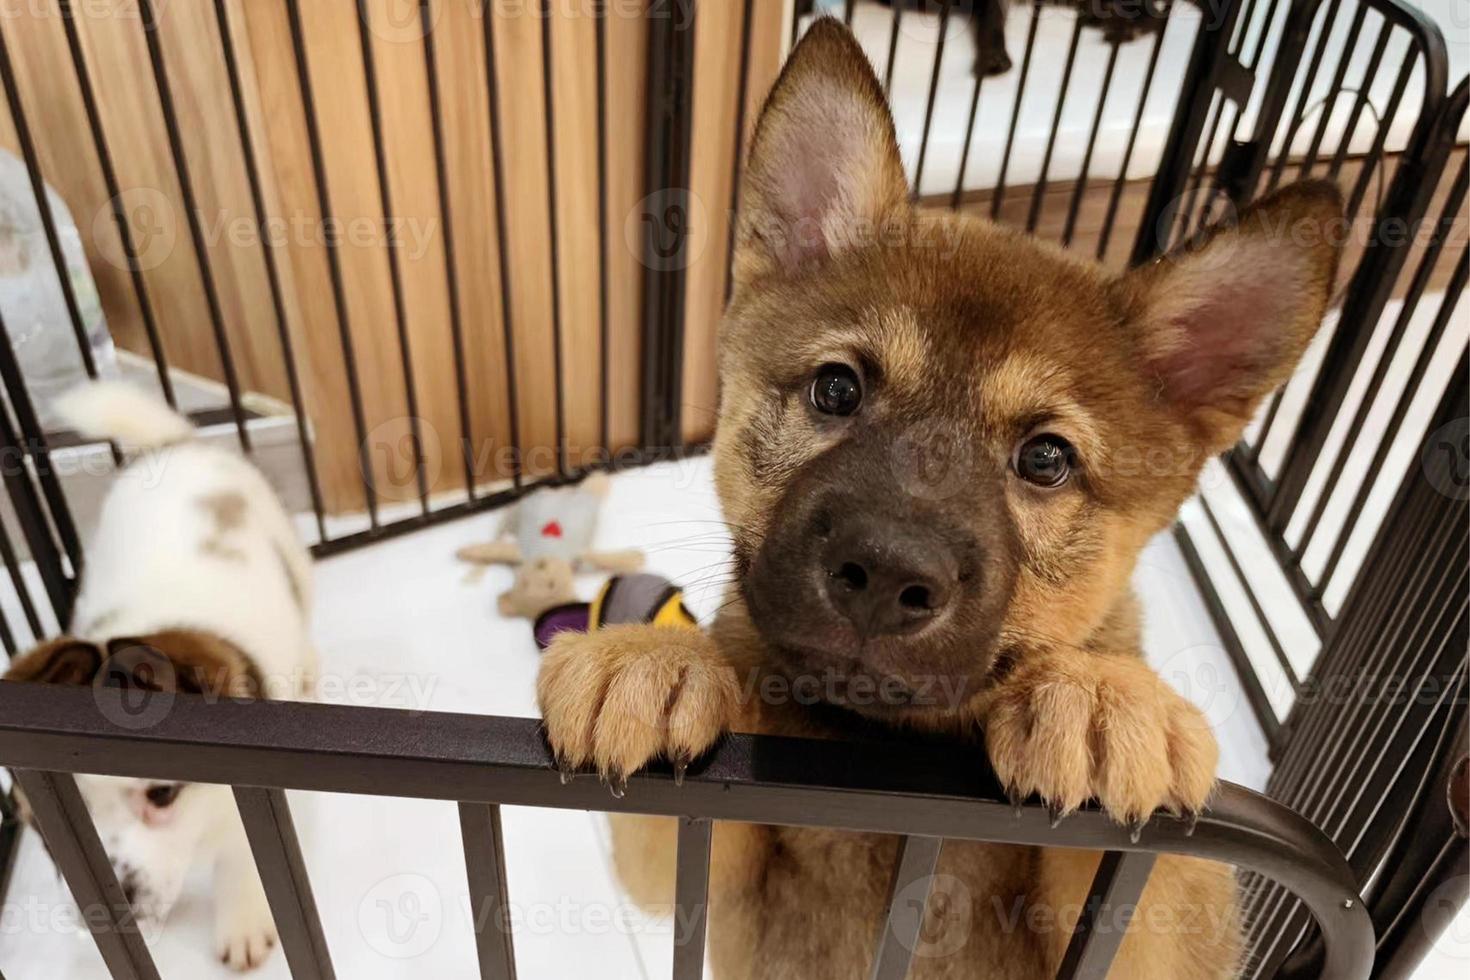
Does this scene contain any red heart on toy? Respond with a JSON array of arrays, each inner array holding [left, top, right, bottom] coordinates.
[[540, 520, 563, 539]]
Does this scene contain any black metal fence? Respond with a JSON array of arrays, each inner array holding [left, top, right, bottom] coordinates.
[[0, 682, 1375, 980], [0, 0, 1462, 977]]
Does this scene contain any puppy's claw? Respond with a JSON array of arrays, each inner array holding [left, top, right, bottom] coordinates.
[[1127, 816, 1148, 844], [1047, 802, 1068, 829], [606, 775, 628, 799], [1006, 785, 1025, 818], [1182, 810, 1200, 837], [672, 756, 689, 787], [555, 760, 575, 785]]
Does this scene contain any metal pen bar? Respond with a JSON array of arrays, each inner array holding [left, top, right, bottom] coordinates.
[[1296, 3, 1368, 178], [596, 0, 614, 448], [1319, 199, 1468, 588], [539, 0, 569, 476], [56, 0, 176, 407], [213, 0, 329, 544], [234, 787, 335, 980], [1332, 604, 1467, 851], [882, 2, 902, 97], [136, 0, 253, 454], [1027, 16, 1085, 235], [1174, 92, 1225, 246], [1097, 0, 1173, 261], [0, 603, 15, 656], [0, 355, 75, 624], [1265, 450, 1454, 795], [0, 20, 100, 387], [1197, 492, 1300, 691], [355, 0, 431, 514], [912, 0, 954, 198], [1343, 46, 1416, 225], [1055, 850, 1159, 980], [421, 0, 480, 500], [285, 0, 381, 529], [950, 66, 985, 211], [992, 0, 1043, 221], [1173, 522, 1286, 748], [1063, 41, 1122, 245], [672, 816, 712, 980], [1324, 19, 1391, 179], [725, 0, 756, 303], [0, 25, 91, 572], [1294, 160, 1466, 565], [869, 834, 943, 980], [459, 802, 517, 980], [13, 769, 160, 980], [0, 686, 1377, 980], [0, 514, 41, 640], [1194, 96, 1247, 235], [1265, 0, 1345, 193], [483, 3, 525, 488]]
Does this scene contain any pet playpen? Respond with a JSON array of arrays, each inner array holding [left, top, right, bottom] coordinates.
[[0, 0, 1463, 976]]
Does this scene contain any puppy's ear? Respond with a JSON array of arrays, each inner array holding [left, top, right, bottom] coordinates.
[[111, 631, 262, 699], [4, 637, 102, 685], [1124, 180, 1345, 453], [733, 19, 908, 286]]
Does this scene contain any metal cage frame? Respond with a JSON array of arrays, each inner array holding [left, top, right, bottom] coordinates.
[[0, 682, 1375, 980], [0, 0, 1462, 977]]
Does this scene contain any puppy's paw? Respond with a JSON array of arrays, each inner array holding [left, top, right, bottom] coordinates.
[[984, 652, 1218, 828], [214, 889, 278, 972], [537, 624, 739, 792]]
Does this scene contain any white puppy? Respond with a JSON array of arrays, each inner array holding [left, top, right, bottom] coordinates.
[[5, 381, 314, 971]]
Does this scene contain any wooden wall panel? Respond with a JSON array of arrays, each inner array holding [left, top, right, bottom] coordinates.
[[488, 0, 560, 478], [0, 0, 665, 514], [604, 2, 650, 453], [679, 0, 788, 446], [364, 0, 467, 499], [550, 8, 604, 466], [427, 0, 516, 485], [69, 5, 221, 385], [678, 0, 741, 446], [293, 0, 415, 506], [232, 0, 369, 514], [154, 0, 291, 402]]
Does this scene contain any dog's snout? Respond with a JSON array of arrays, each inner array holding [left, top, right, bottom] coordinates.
[[821, 519, 960, 637]]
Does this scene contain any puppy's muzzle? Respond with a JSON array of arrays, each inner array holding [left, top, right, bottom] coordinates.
[[820, 507, 961, 638]]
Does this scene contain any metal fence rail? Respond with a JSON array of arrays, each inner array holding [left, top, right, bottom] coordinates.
[[0, 682, 1373, 980], [1168, 0, 1466, 741]]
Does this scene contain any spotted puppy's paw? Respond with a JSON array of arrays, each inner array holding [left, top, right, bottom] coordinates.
[[537, 624, 739, 793], [214, 878, 278, 971], [983, 651, 1218, 831]]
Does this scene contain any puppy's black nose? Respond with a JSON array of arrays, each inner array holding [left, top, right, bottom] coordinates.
[[822, 522, 958, 637]]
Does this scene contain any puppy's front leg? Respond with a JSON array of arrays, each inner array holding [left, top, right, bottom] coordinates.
[[984, 652, 1236, 976], [537, 624, 739, 791], [213, 823, 278, 971], [982, 650, 1218, 828]]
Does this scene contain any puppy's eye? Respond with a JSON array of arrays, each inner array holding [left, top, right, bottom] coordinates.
[[145, 783, 181, 809], [810, 363, 862, 416], [1014, 434, 1074, 488]]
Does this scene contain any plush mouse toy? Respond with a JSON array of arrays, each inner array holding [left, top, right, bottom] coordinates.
[[456, 473, 645, 619]]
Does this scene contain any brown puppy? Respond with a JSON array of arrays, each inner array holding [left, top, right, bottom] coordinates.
[[539, 19, 1342, 979]]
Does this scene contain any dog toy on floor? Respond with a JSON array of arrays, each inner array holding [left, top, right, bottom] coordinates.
[[532, 572, 698, 650], [455, 472, 646, 619]]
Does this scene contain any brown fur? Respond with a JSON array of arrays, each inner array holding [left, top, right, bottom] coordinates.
[[539, 19, 1341, 979], [6, 629, 264, 700]]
